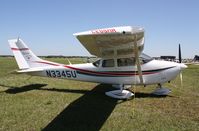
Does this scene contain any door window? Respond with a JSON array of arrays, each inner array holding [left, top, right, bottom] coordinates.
[[102, 59, 114, 67]]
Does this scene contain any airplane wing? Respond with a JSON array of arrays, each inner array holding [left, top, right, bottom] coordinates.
[[74, 26, 145, 84], [74, 26, 144, 58]]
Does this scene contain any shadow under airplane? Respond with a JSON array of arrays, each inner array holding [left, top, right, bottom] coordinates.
[[1, 84, 89, 94], [1, 83, 171, 130], [1, 83, 172, 98], [1, 84, 47, 94], [133, 92, 173, 98], [43, 84, 118, 131], [1, 83, 118, 130]]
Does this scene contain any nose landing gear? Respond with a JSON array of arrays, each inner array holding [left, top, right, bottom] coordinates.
[[151, 84, 171, 96]]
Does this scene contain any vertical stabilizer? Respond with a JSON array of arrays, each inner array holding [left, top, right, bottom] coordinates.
[[8, 38, 46, 69]]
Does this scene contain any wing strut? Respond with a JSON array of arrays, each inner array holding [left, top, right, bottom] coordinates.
[[134, 35, 144, 84]]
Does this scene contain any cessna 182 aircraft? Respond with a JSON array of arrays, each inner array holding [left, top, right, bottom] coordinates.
[[8, 26, 187, 99]]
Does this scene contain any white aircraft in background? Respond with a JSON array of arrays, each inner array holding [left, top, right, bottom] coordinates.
[[8, 26, 187, 99]]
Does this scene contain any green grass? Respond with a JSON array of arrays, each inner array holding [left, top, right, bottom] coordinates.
[[0, 57, 199, 131]]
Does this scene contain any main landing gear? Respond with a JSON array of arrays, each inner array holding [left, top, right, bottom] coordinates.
[[105, 85, 134, 99], [151, 84, 171, 96], [105, 84, 171, 99]]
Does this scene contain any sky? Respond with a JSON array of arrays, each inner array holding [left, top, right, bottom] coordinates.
[[0, 0, 198, 58]]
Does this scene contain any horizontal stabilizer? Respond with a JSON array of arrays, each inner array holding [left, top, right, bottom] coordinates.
[[17, 68, 44, 73]]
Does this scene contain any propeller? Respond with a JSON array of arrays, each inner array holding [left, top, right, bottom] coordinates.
[[178, 43, 184, 87], [179, 44, 182, 63]]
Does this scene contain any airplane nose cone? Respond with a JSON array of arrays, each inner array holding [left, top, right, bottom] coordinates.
[[179, 63, 187, 70]]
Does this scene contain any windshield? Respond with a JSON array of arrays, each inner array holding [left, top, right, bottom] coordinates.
[[140, 53, 153, 63]]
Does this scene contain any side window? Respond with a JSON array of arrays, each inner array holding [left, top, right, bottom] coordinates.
[[117, 58, 135, 67], [102, 59, 114, 67]]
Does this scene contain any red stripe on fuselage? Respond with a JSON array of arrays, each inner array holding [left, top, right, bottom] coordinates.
[[64, 65, 142, 76], [34, 61, 61, 66], [34, 61, 158, 76]]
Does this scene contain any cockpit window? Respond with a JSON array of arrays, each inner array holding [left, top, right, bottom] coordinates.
[[117, 58, 135, 67], [102, 59, 114, 67], [93, 60, 100, 67], [117, 54, 153, 67], [93, 53, 152, 68]]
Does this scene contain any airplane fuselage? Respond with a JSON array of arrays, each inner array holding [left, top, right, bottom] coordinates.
[[27, 59, 185, 86]]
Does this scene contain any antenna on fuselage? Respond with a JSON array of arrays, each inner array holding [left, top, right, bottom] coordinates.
[[17, 36, 20, 43], [66, 58, 72, 65]]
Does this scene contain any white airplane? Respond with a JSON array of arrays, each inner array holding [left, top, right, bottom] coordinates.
[[8, 26, 187, 99]]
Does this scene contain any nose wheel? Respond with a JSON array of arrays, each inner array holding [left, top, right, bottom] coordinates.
[[151, 84, 171, 96]]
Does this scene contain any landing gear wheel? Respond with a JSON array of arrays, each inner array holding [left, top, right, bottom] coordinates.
[[105, 90, 134, 99], [151, 84, 171, 96]]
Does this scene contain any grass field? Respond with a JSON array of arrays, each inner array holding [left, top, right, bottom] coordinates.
[[0, 57, 199, 131]]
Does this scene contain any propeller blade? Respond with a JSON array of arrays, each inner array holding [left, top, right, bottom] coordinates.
[[179, 44, 182, 63], [178, 44, 186, 87]]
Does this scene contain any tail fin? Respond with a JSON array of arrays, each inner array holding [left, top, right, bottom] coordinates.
[[8, 38, 50, 69]]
